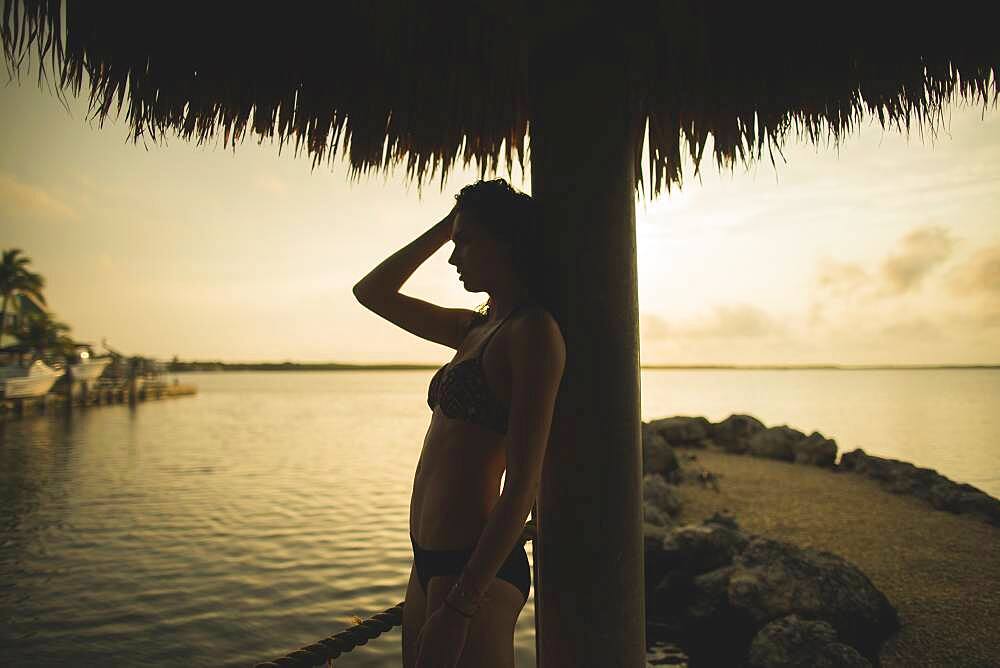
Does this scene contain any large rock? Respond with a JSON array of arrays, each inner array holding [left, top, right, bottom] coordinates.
[[727, 538, 898, 662], [748, 425, 807, 462], [647, 413, 838, 469], [641, 422, 680, 479], [643, 503, 672, 529], [658, 512, 746, 574], [647, 416, 713, 448], [646, 513, 746, 617], [644, 522, 674, 601], [840, 449, 1000, 526], [928, 481, 1000, 525], [793, 431, 839, 468], [646, 518, 898, 666], [710, 413, 767, 454], [748, 614, 871, 667], [643, 473, 682, 519]]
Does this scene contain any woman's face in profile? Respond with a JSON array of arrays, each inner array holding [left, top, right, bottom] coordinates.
[[448, 210, 512, 292]]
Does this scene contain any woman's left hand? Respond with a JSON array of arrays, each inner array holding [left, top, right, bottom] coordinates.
[[414, 603, 472, 668]]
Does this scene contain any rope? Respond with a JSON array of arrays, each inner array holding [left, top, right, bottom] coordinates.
[[254, 519, 537, 668], [253, 603, 405, 668]]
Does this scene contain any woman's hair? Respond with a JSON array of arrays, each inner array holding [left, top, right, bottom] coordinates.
[[452, 178, 546, 318]]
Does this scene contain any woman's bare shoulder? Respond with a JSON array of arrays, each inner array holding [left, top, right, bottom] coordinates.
[[512, 304, 563, 341], [508, 306, 566, 379]]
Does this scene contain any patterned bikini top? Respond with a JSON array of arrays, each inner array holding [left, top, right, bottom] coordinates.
[[426, 304, 525, 435]]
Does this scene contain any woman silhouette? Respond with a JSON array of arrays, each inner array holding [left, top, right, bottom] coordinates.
[[353, 178, 565, 667]]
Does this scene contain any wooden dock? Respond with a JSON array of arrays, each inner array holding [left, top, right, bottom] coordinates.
[[0, 380, 197, 419]]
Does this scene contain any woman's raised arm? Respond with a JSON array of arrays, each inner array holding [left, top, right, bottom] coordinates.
[[353, 205, 477, 349]]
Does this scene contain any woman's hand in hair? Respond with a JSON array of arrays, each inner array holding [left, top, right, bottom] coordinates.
[[435, 203, 459, 242]]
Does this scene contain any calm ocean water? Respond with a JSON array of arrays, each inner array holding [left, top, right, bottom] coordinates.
[[2, 369, 997, 667]]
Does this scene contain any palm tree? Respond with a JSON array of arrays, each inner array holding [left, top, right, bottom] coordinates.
[[0, 248, 47, 349], [17, 311, 74, 358]]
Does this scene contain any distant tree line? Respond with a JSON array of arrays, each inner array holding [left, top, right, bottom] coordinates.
[[166, 358, 430, 372]]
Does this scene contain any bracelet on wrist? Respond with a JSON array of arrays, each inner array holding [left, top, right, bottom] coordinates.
[[443, 597, 474, 619], [445, 589, 480, 616], [448, 579, 485, 608]]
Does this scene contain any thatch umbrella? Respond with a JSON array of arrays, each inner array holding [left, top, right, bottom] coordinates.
[[4, 2, 997, 664]]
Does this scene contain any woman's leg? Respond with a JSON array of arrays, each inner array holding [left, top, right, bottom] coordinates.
[[402, 563, 427, 668], [426, 574, 525, 668]]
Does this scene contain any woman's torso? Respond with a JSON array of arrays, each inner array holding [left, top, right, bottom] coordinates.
[[409, 304, 530, 549]]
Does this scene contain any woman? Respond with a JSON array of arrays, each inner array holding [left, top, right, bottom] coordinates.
[[353, 179, 566, 667]]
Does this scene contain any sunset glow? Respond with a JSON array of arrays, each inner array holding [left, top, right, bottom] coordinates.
[[3, 76, 998, 366]]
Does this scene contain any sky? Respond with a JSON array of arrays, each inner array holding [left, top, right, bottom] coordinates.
[[2, 69, 999, 366]]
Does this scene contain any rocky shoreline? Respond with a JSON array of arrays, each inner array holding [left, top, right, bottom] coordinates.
[[640, 414, 1000, 667], [643, 414, 1000, 527]]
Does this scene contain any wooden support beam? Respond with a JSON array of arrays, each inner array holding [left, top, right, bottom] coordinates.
[[529, 20, 646, 666]]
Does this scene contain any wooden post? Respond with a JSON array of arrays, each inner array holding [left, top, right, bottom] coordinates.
[[128, 360, 138, 404], [528, 15, 646, 666], [65, 364, 75, 407]]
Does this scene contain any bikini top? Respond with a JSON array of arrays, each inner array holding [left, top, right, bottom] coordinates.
[[426, 304, 525, 435]]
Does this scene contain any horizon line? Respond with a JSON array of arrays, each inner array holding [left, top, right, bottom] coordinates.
[[166, 360, 1000, 371]]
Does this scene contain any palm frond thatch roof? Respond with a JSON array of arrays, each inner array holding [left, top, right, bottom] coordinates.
[[3, 1, 998, 198]]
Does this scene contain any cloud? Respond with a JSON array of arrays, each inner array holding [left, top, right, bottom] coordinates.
[[813, 224, 961, 311], [678, 303, 784, 339], [816, 257, 870, 296], [806, 234, 1000, 355], [805, 300, 826, 328], [944, 242, 1000, 330], [640, 304, 785, 347], [946, 242, 1000, 298], [255, 174, 289, 196], [640, 313, 671, 340], [0, 172, 77, 221], [978, 310, 1000, 328], [879, 317, 946, 341], [878, 224, 957, 295]]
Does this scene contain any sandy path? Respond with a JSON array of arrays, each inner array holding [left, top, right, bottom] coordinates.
[[668, 446, 1000, 667]]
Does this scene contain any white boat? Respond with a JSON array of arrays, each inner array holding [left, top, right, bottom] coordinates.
[[0, 359, 65, 399], [67, 345, 112, 383]]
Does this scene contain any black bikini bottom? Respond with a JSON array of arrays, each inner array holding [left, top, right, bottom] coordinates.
[[410, 531, 531, 603]]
